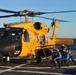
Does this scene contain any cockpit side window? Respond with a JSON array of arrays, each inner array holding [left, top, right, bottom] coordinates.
[[40, 35, 45, 45], [11, 31, 22, 41], [2, 30, 10, 41], [24, 31, 30, 42], [1, 28, 22, 41]]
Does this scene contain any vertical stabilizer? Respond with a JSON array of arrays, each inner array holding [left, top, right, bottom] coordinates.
[[52, 21, 59, 40]]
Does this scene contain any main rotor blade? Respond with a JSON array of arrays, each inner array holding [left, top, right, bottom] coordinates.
[[0, 9, 18, 13], [0, 14, 18, 18], [40, 10, 76, 14], [0, 9, 76, 14], [36, 16, 70, 22]]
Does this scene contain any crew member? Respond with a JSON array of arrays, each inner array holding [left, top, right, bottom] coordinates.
[[60, 44, 76, 65], [60, 44, 66, 53], [51, 48, 62, 68], [67, 48, 76, 65], [62, 47, 70, 66]]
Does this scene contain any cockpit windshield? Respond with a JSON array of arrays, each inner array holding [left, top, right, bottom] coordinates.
[[1, 28, 22, 41]]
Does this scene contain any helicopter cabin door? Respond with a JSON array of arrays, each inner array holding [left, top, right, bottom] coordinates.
[[19, 29, 36, 57]]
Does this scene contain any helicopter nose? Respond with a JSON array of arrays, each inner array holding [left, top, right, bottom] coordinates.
[[0, 40, 21, 57]]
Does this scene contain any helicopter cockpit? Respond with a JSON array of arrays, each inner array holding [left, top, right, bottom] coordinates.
[[0, 28, 22, 42]]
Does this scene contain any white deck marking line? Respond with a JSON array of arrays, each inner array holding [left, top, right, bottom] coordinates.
[[11, 70, 62, 75], [62, 65, 76, 69], [0, 62, 31, 73], [0, 64, 25, 73], [73, 59, 76, 60], [0, 66, 12, 68], [20, 67, 51, 69], [0, 70, 3, 71], [18, 65, 76, 69]]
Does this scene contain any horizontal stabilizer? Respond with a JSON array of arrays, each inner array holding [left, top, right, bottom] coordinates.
[[56, 39, 73, 45]]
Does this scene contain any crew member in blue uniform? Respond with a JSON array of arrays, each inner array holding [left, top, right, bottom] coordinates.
[[51, 48, 62, 68], [67, 48, 76, 65], [60, 44, 66, 54], [60, 44, 76, 65], [62, 47, 70, 66]]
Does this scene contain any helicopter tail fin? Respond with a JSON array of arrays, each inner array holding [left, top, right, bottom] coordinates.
[[55, 39, 73, 45]]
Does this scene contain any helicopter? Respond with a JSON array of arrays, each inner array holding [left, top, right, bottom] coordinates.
[[0, 9, 75, 63]]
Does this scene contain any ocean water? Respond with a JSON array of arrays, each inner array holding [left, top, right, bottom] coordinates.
[[56, 39, 76, 50]]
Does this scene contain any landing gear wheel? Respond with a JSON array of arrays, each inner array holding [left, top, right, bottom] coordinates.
[[36, 54, 41, 63]]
